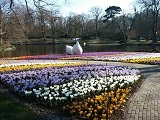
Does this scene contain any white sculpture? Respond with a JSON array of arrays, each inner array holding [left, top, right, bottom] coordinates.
[[66, 45, 73, 54], [72, 41, 83, 55]]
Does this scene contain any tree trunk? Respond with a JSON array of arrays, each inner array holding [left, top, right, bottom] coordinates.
[[118, 26, 127, 43], [95, 16, 98, 38], [151, 7, 158, 43], [0, 6, 2, 45], [41, 23, 46, 42], [152, 29, 157, 43], [51, 26, 55, 44]]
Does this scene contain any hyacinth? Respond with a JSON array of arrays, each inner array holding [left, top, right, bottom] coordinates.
[[1, 52, 159, 65], [0, 60, 82, 73], [0, 64, 141, 104], [0, 60, 142, 119], [0, 52, 124, 60], [1, 51, 158, 119]]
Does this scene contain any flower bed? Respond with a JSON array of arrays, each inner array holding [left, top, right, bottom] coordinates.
[[123, 57, 160, 64], [1, 52, 159, 65], [0, 60, 82, 73], [0, 62, 141, 119], [64, 87, 131, 119]]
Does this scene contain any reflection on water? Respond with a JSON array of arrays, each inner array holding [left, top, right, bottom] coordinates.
[[0, 44, 159, 58]]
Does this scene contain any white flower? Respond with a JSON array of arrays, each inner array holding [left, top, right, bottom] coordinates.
[[50, 86, 54, 89], [61, 97, 67, 100], [44, 96, 48, 100], [54, 85, 59, 90], [62, 88, 67, 93], [90, 86, 96, 91], [105, 88, 108, 91], [40, 93, 44, 97], [97, 87, 102, 91], [74, 94, 78, 97], [44, 87, 49, 91], [70, 95, 74, 98], [87, 88, 91, 92], [49, 96, 53, 100], [110, 84, 115, 88], [74, 88, 79, 92], [114, 81, 118, 85], [39, 88, 42, 90], [55, 97, 59, 100], [36, 94, 39, 98], [102, 85, 106, 88], [67, 82, 72, 87], [35, 91, 41, 95], [65, 92, 70, 97], [80, 92, 84, 96], [83, 90, 87, 94], [62, 84, 67, 87], [24, 91, 32, 95], [33, 89, 37, 92], [120, 83, 125, 87]]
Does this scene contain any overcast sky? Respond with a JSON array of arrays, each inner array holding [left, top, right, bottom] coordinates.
[[55, 0, 135, 16]]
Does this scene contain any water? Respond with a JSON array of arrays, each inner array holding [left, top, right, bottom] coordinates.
[[0, 44, 159, 58]]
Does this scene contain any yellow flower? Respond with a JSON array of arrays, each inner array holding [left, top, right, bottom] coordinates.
[[73, 102, 77, 105], [78, 101, 83, 104], [102, 113, 107, 118], [87, 113, 91, 117], [97, 105, 102, 110], [94, 109, 98, 113], [88, 107, 93, 111], [90, 98, 94, 103], [95, 113, 98, 117], [84, 103, 88, 108], [88, 97, 91, 101], [109, 104, 114, 110], [110, 110, 113, 114], [79, 111, 83, 115], [93, 118, 98, 120], [70, 109, 76, 114], [102, 109, 106, 113]]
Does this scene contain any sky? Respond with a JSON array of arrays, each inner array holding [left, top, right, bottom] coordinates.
[[55, 0, 135, 16]]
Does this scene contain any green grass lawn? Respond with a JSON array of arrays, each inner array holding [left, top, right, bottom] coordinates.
[[0, 92, 40, 120]]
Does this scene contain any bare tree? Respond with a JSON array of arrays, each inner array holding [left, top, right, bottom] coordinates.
[[0, 6, 2, 45], [38, 9, 47, 42], [117, 12, 129, 43], [90, 6, 102, 38], [47, 10, 60, 43], [65, 13, 83, 39], [137, 0, 160, 43], [0, 0, 11, 45]]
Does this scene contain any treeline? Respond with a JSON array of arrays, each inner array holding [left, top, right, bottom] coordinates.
[[0, 0, 160, 44]]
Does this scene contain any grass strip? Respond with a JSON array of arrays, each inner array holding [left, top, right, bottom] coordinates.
[[0, 91, 40, 120]]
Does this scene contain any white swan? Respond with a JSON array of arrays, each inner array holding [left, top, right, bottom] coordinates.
[[72, 41, 83, 55], [66, 45, 73, 54]]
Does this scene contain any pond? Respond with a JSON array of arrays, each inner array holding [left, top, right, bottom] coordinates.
[[0, 44, 159, 58]]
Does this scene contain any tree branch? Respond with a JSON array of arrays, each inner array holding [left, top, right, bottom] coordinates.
[[10, 0, 14, 8]]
